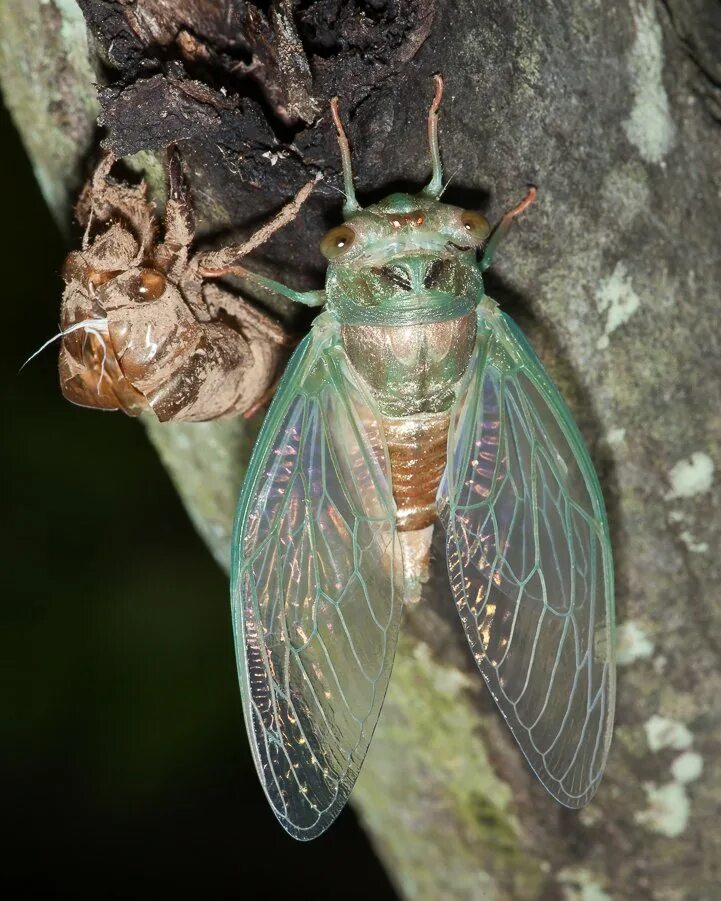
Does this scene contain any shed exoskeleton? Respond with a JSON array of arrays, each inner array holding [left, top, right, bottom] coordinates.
[[59, 148, 317, 421]]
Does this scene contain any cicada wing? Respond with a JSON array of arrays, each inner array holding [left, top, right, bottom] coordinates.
[[439, 304, 615, 807], [231, 313, 402, 840]]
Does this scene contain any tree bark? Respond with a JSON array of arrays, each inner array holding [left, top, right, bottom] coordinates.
[[3, 1, 720, 898]]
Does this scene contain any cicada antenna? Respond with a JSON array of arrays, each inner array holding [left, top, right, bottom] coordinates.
[[330, 97, 360, 216], [423, 74, 444, 198], [480, 185, 538, 271]]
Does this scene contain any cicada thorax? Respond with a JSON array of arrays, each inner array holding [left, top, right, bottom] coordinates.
[[341, 311, 477, 532]]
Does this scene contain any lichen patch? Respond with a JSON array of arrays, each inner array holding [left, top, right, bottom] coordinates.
[[601, 163, 650, 228], [623, 1, 675, 164], [664, 452, 715, 499], [595, 262, 640, 349], [616, 620, 654, 665], [644, 715, 693, 752], [636, 782, 689, 837], [678, 530, 709, 554], [558, 867, 612, 901], [671, 751, 703, 785]]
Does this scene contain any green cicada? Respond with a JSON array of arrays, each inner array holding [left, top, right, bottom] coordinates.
[[222, 76, 616, 840]]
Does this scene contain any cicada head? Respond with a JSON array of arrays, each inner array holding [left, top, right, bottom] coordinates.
[[321, 76, 489, 327], [321, 192, 489, 326]]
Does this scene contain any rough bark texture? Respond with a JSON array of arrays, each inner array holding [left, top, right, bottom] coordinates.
[[3, 1, 720, 898]]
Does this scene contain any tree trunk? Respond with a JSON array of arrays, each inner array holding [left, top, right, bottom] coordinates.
[[3, 1, 720, 898]]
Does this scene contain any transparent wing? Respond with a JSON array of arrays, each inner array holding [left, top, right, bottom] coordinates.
[[439, 303, 615, 807], [231, 312, 402, 840]]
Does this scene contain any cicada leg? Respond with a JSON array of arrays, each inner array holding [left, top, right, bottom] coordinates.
[[195, 174, 326, 309], [480, 186, 537, 271], [78, 151, 116, 247], [155, 145, 196, 281], [199, 262, 326, 309], [76, 152, 157, 262]]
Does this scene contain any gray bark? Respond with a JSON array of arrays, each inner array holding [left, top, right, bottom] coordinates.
[[2, 1, 720, 898]]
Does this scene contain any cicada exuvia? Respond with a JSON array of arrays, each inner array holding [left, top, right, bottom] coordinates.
[[224, 75, 616, 840], [54, 148, 317, 422]]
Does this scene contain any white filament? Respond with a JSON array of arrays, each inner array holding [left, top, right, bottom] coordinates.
[[21, 317, 110, 391], [438, 165, 461, 199], [81, 325, 110, 391]]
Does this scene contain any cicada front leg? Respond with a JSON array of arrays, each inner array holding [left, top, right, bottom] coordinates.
[[152, 146, 195, 284], [195, 174, 326, 311], [58, 149, 319, 422]]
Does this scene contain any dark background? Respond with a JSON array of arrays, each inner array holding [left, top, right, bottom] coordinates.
[[1, 99, 396, 899]]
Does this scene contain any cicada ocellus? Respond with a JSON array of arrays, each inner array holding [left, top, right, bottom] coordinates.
[[223, 75, 616, 840]]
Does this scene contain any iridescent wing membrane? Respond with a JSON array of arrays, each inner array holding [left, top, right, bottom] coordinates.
[[439, 304, 615, 807], [231, 313, 402, 839]]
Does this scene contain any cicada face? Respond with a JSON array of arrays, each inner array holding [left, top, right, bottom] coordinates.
[[321, 193, 489, 326]]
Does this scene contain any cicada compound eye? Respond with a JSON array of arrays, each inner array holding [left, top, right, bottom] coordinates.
[[460, 210, 491, 244], [127, 268, 167, 302], [320, 225, 356, 260]]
